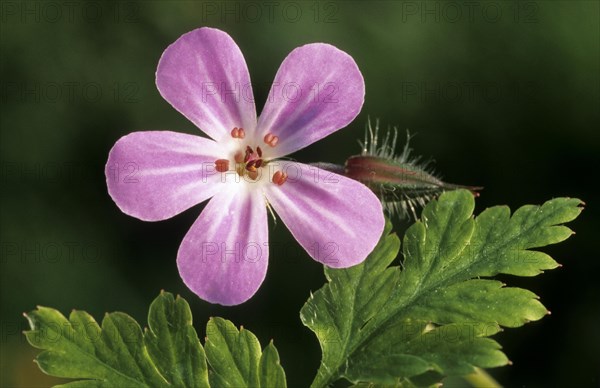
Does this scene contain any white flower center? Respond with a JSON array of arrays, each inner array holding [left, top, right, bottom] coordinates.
[[214, 127, 287, 187]]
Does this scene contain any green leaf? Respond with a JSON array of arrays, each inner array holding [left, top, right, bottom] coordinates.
[[25, 307, 168, 387], [205, 317, 286, 387], [144, 291, 209, 387], [301, 190, 583, 387], [259, 342, 287, 388], [25, 291, 286, 387]]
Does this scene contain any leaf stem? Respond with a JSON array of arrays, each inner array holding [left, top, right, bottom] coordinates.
[[463, 368, 502, 388]]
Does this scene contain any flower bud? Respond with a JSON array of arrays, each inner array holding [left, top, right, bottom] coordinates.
[[334, 120, 481, 219], [344, 154, 481, 218]]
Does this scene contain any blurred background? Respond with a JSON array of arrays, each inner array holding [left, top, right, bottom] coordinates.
[[1, 1, 598, 386]]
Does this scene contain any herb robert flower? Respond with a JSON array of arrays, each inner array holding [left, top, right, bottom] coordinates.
[[105, 28, 384, 305]]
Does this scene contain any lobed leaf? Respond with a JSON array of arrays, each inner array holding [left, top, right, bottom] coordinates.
[[25, 291, 286, 387], [301, 190, 583, 387], [25, 307, 167, 387]]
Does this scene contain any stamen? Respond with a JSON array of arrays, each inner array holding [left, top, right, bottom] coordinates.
[[231, 127, 246, 139], [215, 159, 230, 172], [234, 151, 244, 163], [244, 146, 253, 162], [234, 143, 266, 180], [263, 133, 279, 147], [246, 160, 257, 171], [272, 170, 288, 186]]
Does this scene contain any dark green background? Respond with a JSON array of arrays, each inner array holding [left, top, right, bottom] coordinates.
[[1, 1, 598, 386]]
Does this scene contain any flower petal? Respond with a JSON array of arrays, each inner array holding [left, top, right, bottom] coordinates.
[[256, 43, 365, 157], [264, 162, 384, 268], [177, 186, 269, 306], [156, 27, 257, 142], [105, 131, 224, 221]]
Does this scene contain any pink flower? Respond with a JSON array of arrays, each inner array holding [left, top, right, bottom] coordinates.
[[105, 28, 384, 305]]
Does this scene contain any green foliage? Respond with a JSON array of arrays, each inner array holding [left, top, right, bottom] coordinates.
[[205, 317, 286, 387], [24, 291, 286, 387], [24, 191, 583, 388], [301, 190, 583, 387]]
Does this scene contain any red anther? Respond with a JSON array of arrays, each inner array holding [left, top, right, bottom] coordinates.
[[215, 159, 230, 172], [272, 170, 288, 186], [263, 133, 279, 147], [231, 127, 246, 139], [244, 146, 253, 162], [254, 159, 263, 168], [256, 146, 263, 157], [247, 169, 259, 180]]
